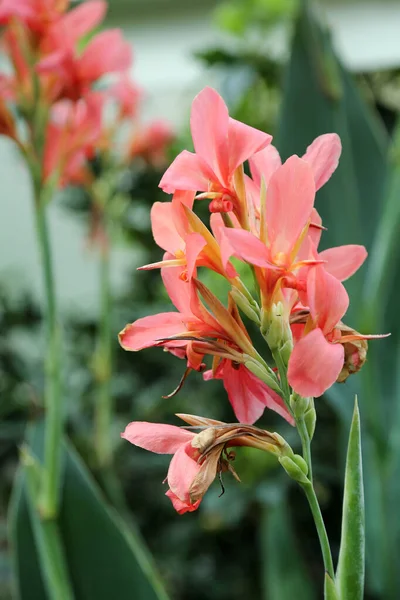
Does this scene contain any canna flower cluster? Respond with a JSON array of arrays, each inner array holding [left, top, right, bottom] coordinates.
[[120, 87, 385, 514], [0, 0, 173, 190]]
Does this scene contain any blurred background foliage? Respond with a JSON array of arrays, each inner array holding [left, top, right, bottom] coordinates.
[[1, 0, 400, 598]]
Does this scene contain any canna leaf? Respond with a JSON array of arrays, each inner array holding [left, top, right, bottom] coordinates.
[[336, 398, 365, 600], [9, 421, 170, 600], [324, 573, 339, 600]]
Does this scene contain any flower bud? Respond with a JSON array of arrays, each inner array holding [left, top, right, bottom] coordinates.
[[261, 302, 293, 354], [230, 288, 260, 325], [290, 393, 311, 418], [244, 359, 281, 394], [304, 399, 317, 439], [279, 455, 309, 484], [337, 325, 368, 383]]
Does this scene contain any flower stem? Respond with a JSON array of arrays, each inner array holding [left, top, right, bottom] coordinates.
[[94, 243, 113, 469], [296, 416, 313, 482], [33, 189, 63, 519], [302, 481, 335, 580]]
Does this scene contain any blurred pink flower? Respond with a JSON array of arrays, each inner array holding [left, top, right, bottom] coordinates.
[[109, 76, 142, 120], [127, 120, 174, 166]]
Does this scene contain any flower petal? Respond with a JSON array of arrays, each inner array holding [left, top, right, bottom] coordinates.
[[121, 422, 194, 454], [190, 87, 229, 185], [319, 245, 367, 282], [288, 328, 345, 397], [222, 228, 272, 268], [165, 489, 201, 514], [185, 232, 207, 280], [161, 263, 192, 314], [227, 117, 272, 175], [159, 150, 214, 194], [302, 133, 342, 191], [49, 1, 107, 48], [167, 444, 201, 502], [119, 312, 187, 350], [267, 156, 315, 258], [307, 266, 349, 334], [249, 144, 281, 189], [79, 29, 132, 81], [151, 201, 183, 254]]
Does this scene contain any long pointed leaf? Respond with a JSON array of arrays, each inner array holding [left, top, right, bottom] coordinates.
[[336, 398, 365, 599]]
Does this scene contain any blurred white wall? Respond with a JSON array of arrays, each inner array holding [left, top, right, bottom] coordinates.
[[0, 1, 399, 313]]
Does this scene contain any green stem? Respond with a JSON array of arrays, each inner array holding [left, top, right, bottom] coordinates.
[[94, 243, 113, 469], [33, 190, 63, 519], [297, 416, 313, 481], [303, 481, 335, 580]]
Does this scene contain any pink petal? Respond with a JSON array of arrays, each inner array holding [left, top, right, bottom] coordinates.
[[309, 208, 323, 248], [185, 232, 207, 281], [119, 312, 187, 350], [222, 228, 272, 268], [220, 361, 292, 424], [267, 155, 315, 258], [302, 133, 342, 191], [79, 29, 132, 82], [121, 422, 194, 454], [161, 264, 193, 314], [48, 1, 107, 48], [151, 202, 183, 254], [165, 489, 201, 514], [227, 118, 272, 175], [319, 245, 367, 282], [307, 266, 349, 334], [167, 443, 201, 502], [288, 328, 345, 397], [159, 150, 214, 194], [249, 144, 281, 189], [190, 87, 229, 186], [171, 191, 195, 240]]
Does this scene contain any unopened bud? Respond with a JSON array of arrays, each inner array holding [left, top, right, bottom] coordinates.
[[279, 455, 309, 484], [304, 399, 317, 439], [261, 302, 293, 354], [230, 288, 260, 325], [290, 393, 310, 418], [245, 359, 281, 394]]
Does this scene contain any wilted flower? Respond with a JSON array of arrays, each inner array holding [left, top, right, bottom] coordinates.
[[121, 414, 289, 514]]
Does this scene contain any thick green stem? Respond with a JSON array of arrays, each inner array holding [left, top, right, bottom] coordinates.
[[94, 244, 113, 469], [297, 417, 313, 481], [34, 192, 63, 519], [303, 482, 335, 580]]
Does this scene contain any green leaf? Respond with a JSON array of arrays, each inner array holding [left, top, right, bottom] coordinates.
[[336, 398, 365, 600], [324, 573, 339, 600], [9, 422, 170, 600], [260, 492, 315, 600]]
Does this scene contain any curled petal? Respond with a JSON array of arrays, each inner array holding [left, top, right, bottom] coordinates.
[[165, 489, 201, 514], [185, 232, 207, 281], [303, 133, 342, 190], [121, 422, 194, 454], [319, 245, 367, 282], [167, 444, 202, 502], [288, 328, 345, 397]]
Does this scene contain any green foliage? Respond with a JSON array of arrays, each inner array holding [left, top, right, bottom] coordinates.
[[336, 400, 365, 600], [9, 421, 169, 600]]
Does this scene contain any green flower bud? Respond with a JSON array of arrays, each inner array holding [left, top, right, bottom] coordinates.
[[230, 288, 260, 325], [279, 456, 309, 484]]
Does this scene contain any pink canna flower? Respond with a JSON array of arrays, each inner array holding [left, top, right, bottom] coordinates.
[[121, 414, 288, 513], [43, 92, 104, 186], [37, 29, 132, 102], [119, 266, 292, 425], [287, 265, 387, 397], [109, 76, 142, 121], [127, 120, 174, 166], [159, 86, 271, 225]]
